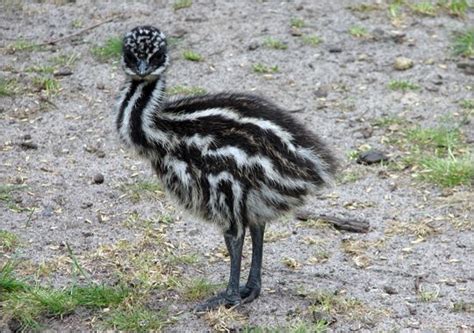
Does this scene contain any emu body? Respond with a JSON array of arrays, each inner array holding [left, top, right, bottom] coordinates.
[[115, 26, 337, 310]]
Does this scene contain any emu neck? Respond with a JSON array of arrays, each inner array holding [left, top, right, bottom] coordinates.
[[116, 75, 166, 150]]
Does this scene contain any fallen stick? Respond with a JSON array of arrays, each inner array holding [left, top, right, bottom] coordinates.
[[37, 15, 121, 47], [295, 210, 370, 233]]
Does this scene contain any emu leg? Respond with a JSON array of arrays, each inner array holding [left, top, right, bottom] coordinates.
[[240, 222, 265, 303], [195, 229, 245, 311]]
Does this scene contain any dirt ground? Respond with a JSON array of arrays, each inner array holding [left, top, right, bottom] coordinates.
[[1, 0, 473, 332]]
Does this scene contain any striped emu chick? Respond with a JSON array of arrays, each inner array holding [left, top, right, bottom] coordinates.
[[115, 26, 337, 311]]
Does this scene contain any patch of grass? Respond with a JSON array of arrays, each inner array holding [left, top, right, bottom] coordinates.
[[167, 85, 207, 96], [244, 320, 328, 333], [0, 77, 19, 96], [290, 18, 305, 28], [452, 29, 474, 57], [305, 290, 368, 320], [104, 306, 168, 332], [0, 230, 20, 252], [452, 300, 474, 313], [418, 155, 474, 187], [388, 2, 403, 18], [25, 65, 55, 74], [419, 286, 439, 302], [349, 3, 381, 12], [388, 79, 420, 91], [119, 180, 163, 203], [91, 37, 123, 62], [252, 63, 279, 74], [182, 50, 203, 61], [6, 39, 40, 53], [50, 53, 80, 67], [1, 260, 129, 331], [459, 99, 474, 109], [302, 34, 322, 47], [349, 25, 369, 38], [0, 184, 27, 211], [182, 278, 221, 301], [410, 2, 438, 16], [371, 115, 408, 128], [263, 37, 288, 50], [173, 0, 192, 10], [406, 126, 461, 152], [32, 76, 60, 95], [442, 0, 472, 16]]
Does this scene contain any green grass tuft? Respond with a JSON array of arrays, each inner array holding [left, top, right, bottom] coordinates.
[[0, 230, 21, 252], [388, 79, 420, 91], [173, 0, 192, 10], [302, 34, 322, 47], [263, 37, 288, 50], [182, 50, 203, 61], [32, 76, 60, 95], [406, 126, 461, 152], [104, 306, 168, 332], [120, 181, 163, 203], [91, 37, 123, 62], [418, 155, 474, 187], [349, 25, 369, 38], [290, 18, 305, 28], [0, 77, 19, 96], [252, 63, 279, 74], [443, 0, 471, 16], [6, 39, 41, 53], [182, 278, 221, 301], [411, 2, 438, 16], [453, 29, 474, 57], [459, 99, 474, 109]]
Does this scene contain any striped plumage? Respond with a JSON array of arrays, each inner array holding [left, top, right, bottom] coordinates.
[[115, 26, 337, 310]]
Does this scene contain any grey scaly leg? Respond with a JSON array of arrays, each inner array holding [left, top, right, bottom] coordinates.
[[195, 228, 245, 311], [241, 222, 265, 303]]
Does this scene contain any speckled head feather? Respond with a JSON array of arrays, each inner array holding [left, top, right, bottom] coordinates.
[[122, 26, 169, 79]]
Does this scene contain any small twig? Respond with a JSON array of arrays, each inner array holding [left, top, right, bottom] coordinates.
[[295, 210, 370, 233], [37, 15, 122, 47]]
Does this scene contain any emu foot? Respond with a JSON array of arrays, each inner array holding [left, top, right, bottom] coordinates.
[[195, 293, 241, 312], [239, 285, 261, 304], [195, 285, 261, 312]]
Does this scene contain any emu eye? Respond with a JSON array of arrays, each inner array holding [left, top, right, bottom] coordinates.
[[149, 51, 166, 66], [123, 50, 136, 65]]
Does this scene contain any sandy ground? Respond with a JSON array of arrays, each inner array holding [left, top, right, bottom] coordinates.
[[0, 0, 473, 331]]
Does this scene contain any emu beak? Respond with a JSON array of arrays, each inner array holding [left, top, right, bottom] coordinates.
[[137, 60, 148, 76]]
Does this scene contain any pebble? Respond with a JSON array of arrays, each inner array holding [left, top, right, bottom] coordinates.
[[248, 41, 259, 51], [327, 45, 342, 53], [357, 149, 389, 165], [93, 173, 104, 184], [394, 57, 414, 70], [290, 27, 302, 36], [383, 285, 398, 295], [19, 141, 38, 150], [457, 61, 474, 75]]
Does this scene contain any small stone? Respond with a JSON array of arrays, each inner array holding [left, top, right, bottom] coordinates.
[[96, 83, 105, 90], [82, 231, 94, 237], [96, 150, 106, 158], [383, 285, 398, 295], [19, 141, 38, 150], [93, 173, 104, 184], [314, 85, 330, 98], [53, 68, 73, 77], [81, 202, 93, 209], [457, 62, 474, 75], [357, 150, 389, 165], [170, 28, 187, 38], [290, 27, 302, 36], [328, 45, 342, 53], [248, 41, 259, 51], [394, 57, 414, 70]]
